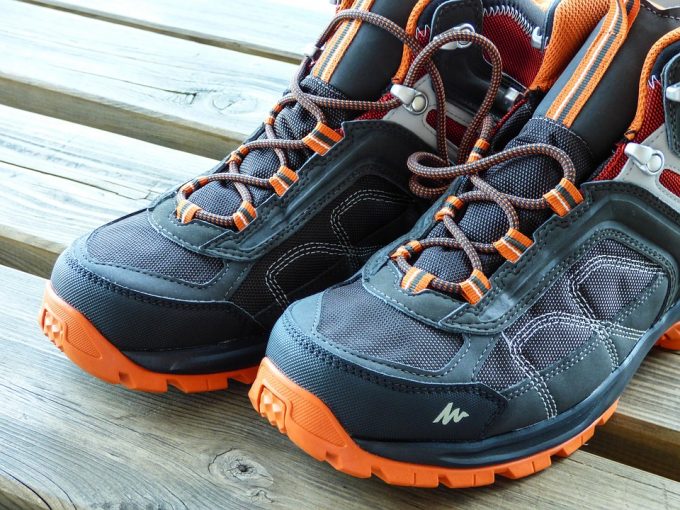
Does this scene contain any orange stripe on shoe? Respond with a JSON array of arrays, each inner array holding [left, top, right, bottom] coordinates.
[[303, 122, 343, 156], [249, 358, 620, 488], [544, 178, 583, 217], [400, 267, 434, 294], [546, 0, 631, 127], [39, 283, 258, 393], [391, 240, 424, 260], [269, 166, 299, 197], [434, 196, 464, 221], [314, 0, 376, 83], [233, 201, 257, 231], [460, 270, 491, 305], [493, 228, 533, 263], [628, 27, 680, 138], [530, 0, 610, 92], [394, 0, 434, 83]]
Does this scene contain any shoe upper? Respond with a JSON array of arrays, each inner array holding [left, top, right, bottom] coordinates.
[[266, 0, 680, 446], [51, 0, 567, 373]]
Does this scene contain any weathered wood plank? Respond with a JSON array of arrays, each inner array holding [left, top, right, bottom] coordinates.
[[585, 347, 680, 481], [0, 104, 215, 277], [17, 0, 333, 64], [0, 0, 295, 158], [1, 265, 679, 509]]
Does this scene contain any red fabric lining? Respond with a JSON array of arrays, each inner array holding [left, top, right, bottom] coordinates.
[[426, 110, 466, 146], [660, 170, 680, 196], [483, 14, 542, 87]]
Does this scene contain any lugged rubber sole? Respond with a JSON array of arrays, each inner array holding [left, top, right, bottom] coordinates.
[[38, 283, 258, 393], [249, 357, 619, 488], [656, 321, 680, 350]]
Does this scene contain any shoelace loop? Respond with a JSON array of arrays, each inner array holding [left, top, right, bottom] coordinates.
[[175, 10, 502, 230], [392, 141, 584, 304]]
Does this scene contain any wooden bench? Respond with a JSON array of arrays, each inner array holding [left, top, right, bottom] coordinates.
[[0, 1, 678, 507]]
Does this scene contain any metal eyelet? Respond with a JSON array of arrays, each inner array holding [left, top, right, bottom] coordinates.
[[625, 143, 665, 176], [441, 23, 476, 50], [390, 84, 429, 114]]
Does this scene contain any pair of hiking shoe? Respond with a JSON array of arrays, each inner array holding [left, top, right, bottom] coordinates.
[[39, 0, 680, 488]]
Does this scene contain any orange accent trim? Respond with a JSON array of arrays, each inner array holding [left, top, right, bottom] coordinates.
[[508, 228, 533, 247], [234, 201, 257, 231], [628, 27, 680, 138], [179, 203, 201, 224], [401, 267, 433, 293], [626, 0, 640, 29], [250, 358, 619, 488], [394, 0, 433, 83], [560, 178, 584, 203], [39, 283, 258, 393], [391, 240, 423, 260], [269, 166, 299, 197], [546, 0, 630, 127], [315, 122, 343, 143], [303, 123, 343, 155], [460, 269, 491, 305], [530, 0, 610, 92], [656, 321, 680, 350], [493, 238, 522, 263], [315, 0, 376, 82]]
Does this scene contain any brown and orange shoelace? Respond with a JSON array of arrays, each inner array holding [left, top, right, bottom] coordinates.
[[392, 124, 584, 304], [174, 9, 502, 230]]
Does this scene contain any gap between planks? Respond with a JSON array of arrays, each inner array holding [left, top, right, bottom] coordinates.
[[15, 0, 333, 64], [0, 0, 296, 159]]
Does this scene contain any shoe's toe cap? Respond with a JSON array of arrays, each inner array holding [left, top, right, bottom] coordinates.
[[263, 281, 507, 443], [49, 212, 266, 355]]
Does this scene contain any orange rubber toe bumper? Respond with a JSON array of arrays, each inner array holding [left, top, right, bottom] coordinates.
[[39, 282, 257, 393], [656, 322, 680, 350], [249, 357, 619, 488]]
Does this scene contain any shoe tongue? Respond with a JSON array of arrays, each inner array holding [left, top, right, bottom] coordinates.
[[414, 2, 651, 286], [187, 0, 424, 220], [312, 0, 421, 100]]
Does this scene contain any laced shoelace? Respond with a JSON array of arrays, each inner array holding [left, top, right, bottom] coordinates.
[[391, 122, 585, 305], [174, 9, 502, 230]]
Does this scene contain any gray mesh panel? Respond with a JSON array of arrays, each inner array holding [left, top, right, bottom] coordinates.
[[317, 280, 463, 371], [87, 213, 224, 284]]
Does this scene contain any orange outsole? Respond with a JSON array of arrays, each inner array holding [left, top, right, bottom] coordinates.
[[38, 283, 258, 393], [656, 321, 680, 350], [249, 357, 620, 488]]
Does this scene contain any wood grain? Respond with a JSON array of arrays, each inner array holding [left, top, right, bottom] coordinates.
[[1, 265, 679, 510], [0, 104, 215, 277], [17, 0, 333, 64], [0, 0, 295, 158]]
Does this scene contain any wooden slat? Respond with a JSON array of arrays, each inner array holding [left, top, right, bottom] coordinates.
[[585, 348, 680, 481], [1, 265, 679, 509], [17, 0, 333, 64], [0, 0, 295, 159], [0, 104, 216, 277]]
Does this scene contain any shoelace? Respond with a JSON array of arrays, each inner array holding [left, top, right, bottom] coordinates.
[[391, 125, 584, 305], [175, 9, 502, 230]]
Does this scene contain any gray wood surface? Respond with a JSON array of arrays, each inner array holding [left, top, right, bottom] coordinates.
[[0, 105, 215, 277], [17, 0, 333, 63], [0, 0, 295, 159], [1, 265, 679, 510]]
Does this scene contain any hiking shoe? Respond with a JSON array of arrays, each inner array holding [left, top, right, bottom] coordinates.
[[250, 0, 680, 487], [38, 0, 545, 392]]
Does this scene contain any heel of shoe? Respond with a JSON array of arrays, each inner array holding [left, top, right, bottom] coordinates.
[[657, 322, 680, 351]]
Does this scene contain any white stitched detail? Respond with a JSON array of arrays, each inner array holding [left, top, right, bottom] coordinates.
[[266, 242, 376, 309]]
